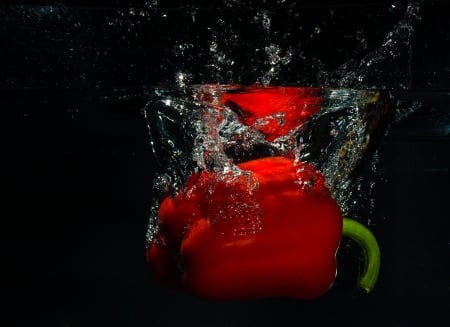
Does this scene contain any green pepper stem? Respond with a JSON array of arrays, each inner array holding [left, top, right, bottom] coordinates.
[[342, 217, 381, 293]]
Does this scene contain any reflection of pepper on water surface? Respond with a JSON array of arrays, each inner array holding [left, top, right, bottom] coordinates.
[[146, 87, 381, 300]]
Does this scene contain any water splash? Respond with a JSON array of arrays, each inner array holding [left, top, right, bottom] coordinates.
[[318, 0, 424, 89], [160, 0, 423, 89], [144, 86, 393, 243], [144, 0, 427, 243]]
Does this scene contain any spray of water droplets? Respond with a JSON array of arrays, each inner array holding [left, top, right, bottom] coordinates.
[[144, 85, 396, 244], [144, 0, 426, 243]]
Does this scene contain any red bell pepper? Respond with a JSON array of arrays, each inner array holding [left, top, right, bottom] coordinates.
[[219, 87, 322, 141], [146, 156, 380, 300], [147, 86, 381, 299]]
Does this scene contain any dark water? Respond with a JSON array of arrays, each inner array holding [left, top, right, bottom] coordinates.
[[2, 1, 449, 326]]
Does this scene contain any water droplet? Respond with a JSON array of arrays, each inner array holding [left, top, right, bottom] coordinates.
[[254, 11, 271, 32], [175, 71, 191, 88], [145, 0, 158, 8], [389, 1, 403, 13], [265, 44, 281, 65]]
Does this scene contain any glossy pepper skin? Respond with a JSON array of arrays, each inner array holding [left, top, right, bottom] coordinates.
[[220, 87, 321, 141], [147, 156, 342, 300]]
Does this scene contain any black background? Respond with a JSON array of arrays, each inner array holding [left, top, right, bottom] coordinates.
[[2, 1, 449, 326]]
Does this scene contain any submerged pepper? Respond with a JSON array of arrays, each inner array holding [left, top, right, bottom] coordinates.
[[147, 156, 380, 300]]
